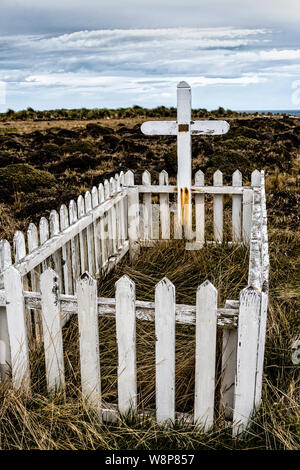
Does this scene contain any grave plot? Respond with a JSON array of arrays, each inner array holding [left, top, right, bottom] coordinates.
[[0, 82, 269, 437]]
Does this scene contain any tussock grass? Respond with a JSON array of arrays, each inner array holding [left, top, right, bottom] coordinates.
[[0, 229, 299, 450]]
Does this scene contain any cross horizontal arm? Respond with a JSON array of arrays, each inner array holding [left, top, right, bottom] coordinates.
[[141, 120, 230, 136]]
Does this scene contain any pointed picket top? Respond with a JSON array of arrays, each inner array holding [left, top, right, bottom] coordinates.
[[49, 210, 60, 236], [77, 270, 97, 288], [59, 204, 69, 230], [213, 170, 223, 186], [232, 169, 242, 186], [251, 169, 261, 187], [91, 186, 99, 208], [98, 183, 104, 203], [27, 223, 39, 252], [0, 239, 12, 270], [197, 279, 218, 299], [155, 276, 175, 294], [119, 171, 125, 187], [115, 173, 121, 192], [178, 81, 190, 89], [115, 273, 135, 290], [40, 266, 59, 286], [142, 170, 151, 185], [39, 217, 50, 244], [110, 176, 116, 194], [84, 191, 92, 212], [159, 170, 168, 185], [13, 231, 26, 263], [69, 200, 78, 224], [104, 179, 111, 199], [125, 170, 134, 185], [195, 169, 204, 186], [77, 195, 85, 218]]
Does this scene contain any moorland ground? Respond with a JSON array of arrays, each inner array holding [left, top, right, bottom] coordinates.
[[0, 111, 299, 450]]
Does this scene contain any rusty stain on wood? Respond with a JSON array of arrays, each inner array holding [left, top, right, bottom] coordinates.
[[180, 187, 190, 227], [178, 124, 189, 132]]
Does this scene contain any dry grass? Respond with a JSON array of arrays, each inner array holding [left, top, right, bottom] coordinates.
[[0, 229, 299, 450]]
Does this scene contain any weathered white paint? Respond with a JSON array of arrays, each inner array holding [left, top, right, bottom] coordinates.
[[254, 290, 268, 409], [155, 277, 175, 424], [115, 275, 137, 415], [39, 217, 50, 271], [77, 272, 101, 410], [242, 189, 253, 244], [194, 281, 218, 431], [59, 204, 73, 295], [141, 120, 230, 136], [232, 170, 242, 242], [3, 266, 30, 389], [127, 173, 140, 260], [40, 268, 65, 392], [50, 210, 63, 292], [213, 170, 223, 243], [77, 194, 87, 274], [84, 191, 95, 274], [27, 223, 42, 344], [0, 240, 12, 380], [195, 170, 205, 245], [233, 286, 261, 436], [159, 170, 170, 239], [142, 170, 152, 240]]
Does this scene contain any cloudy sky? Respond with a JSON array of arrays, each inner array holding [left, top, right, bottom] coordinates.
[[1, 0, 300, 111]]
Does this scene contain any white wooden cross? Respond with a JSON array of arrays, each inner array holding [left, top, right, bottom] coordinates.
[[141, 81, 230, 237]]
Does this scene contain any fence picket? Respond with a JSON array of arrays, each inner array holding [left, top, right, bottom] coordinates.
[[155, 277, 175, 423], [13, 230, 31, 340], [3, 266, 30, 389], [115, 275, 137, 415], [77, 272, 101, 410], [59, 204, 73, 295], [49, 210, 63, 291], [126, 172, 140, 260], [194, 281, 218, 431], [195, 170, 205, 245], [69, 200, 81, 284], [110, 177, 117, 256], [104, 180, 113, 260], [232, 170, 242, 242], [92, 186, 100, 273], [220, 298, 238, 420], [98, 183, 107, 270], [213, 170, 223, 242], [251, 169, 261, 187], [233, 286, 261, 436], [0, 240, 12, 381], [39, 217, 50, 270], [242, 189, 252, 244], [159, 170, 170, 239], [84, 191, 95, 273], [77, 195, 87, 273], [40, 268, 65, 392], [142, 170, 152, 240], [27, 223, 42, 343]]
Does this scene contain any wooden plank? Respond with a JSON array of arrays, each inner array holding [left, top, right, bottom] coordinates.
[[69, 200, 81, 284], [177, 82, 192, 239], [39, 217, 50, 271], [59, 204, 73, 295], [40, 268, 65, 393], [251, 169, 261, 187], [126, 172, 140, 260], [213, 170, 223, 242], [49, 210, 63, 291], [194, 281, 218, 431], [104, 180, 113, 260], [77, 272, 101, 410], [98, 183, 107, 270], [137, 185, 244, 195], [195, 170, 205, 245], [3, 266, 30, 389], [232, 287, 261, 437], [115, 275, 137, 415], [159, 170, 170, 239], [141, 120, 229, 136], [0, 240, 12, 381], [77, 194, 87, 274], [13, 230, 31, 341], [220, 298, 238, 420], [242, 189, 253, 245], [110, 177, 117, 256], [84, 191, 95, 274], [142, 170, 152, 240], [254, 290, 268, 409], [232, 170, 242, 243], [155, 277, 175, 424], [0, 286, 238, 329], [27, 223, 42, 344], [91, 186, 100, 273]]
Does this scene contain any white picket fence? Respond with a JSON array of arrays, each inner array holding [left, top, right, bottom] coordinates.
[[0, 167, 269, 436]]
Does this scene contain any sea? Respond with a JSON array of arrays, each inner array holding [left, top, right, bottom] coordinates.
[[238, 110, 300, 116]]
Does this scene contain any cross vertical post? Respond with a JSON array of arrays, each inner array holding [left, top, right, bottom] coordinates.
[[177, 81, 192, 239]]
